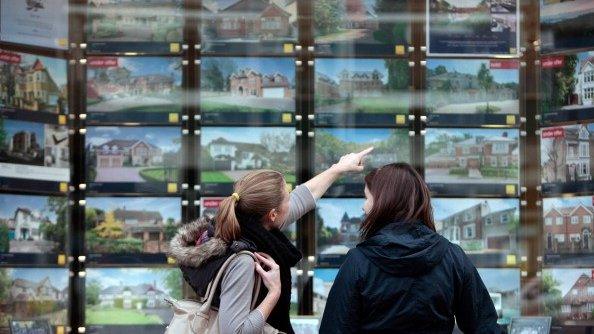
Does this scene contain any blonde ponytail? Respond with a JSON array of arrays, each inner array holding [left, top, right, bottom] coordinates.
[[215, 196, 241, 243]]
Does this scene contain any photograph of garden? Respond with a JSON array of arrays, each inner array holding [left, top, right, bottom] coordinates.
[[540, 0, 594, 52], [314, 0, 409, 47], [425, 128, 519, 184], [0, 194, 67, 254], [200, 57, 295, 114], [315, 128, 409, 183], [0, 268, 69, 330], [316, 198, 365, 263], [85, 127, 180, 183], [86, 0, 183, 42], [315, 58, 409, 115], [476, 268, 520, 325], [200, 126, 295, 183], [85, 197, 181, 255], [433, 198, 519, 254], [85, 268, 181, 326], [426, 59, 519, 115], [0, 50, 68, 114], [542, 268, 594, 323], [86, 57, 182, 114]]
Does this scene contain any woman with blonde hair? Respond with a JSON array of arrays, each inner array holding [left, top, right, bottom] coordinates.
[[168, 148, 372, 334]]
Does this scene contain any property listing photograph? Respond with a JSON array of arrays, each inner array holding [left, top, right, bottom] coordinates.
[[540, 0, 594, 52], [542, 268, 594, 323]]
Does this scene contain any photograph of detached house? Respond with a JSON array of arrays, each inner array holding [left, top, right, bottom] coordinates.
[[85, 197, 181, 254], [540, 0, 594, 52], [315, 128, 409, 183], [540, 124, 594, 184], [313, 268, 337, 316], [201, 0, 297, 43], [200, 57, 295, 114], [316, 198, 365, 261], [433, 198, 519, 254], [315, 58, 410, 114], [85, 127, 180, 183], [476, 268, 520, 325], [314, 0, 409, 47], [0, 268, 69, 328], [542, 268, 594, 323], [200, 126, 295, 183], [86, 57, 182, 114], [425, 128, 519, 184], [0, 194, 67, 254], [543, 196, 593, 260], [426, 59, 519, 115], [0, 50, 68, 114], [85, 268, 181, 325], [540, 52, 594, 117], [86, 0, 183, 42]]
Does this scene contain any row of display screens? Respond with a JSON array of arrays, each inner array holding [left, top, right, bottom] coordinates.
[[1, 120, 592, 196], [0, 267, 591, 332], [0, 0, 592, 56], [2, 49, 594, 126], [1, 192, 592, 267]]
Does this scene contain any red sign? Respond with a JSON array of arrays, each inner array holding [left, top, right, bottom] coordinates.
[[541, 127, 565, 139], [490, 60, 519, 69], [202, 199, 223, 208], [87, 57, 119, 67], [0, 51, 21, 64], [542, 56, 565, 69]]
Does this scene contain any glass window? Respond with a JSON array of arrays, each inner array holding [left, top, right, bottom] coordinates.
[[571, 216, 579, 224]]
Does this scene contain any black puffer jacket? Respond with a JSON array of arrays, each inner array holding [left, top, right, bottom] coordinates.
[[319, 221, 503, 334]]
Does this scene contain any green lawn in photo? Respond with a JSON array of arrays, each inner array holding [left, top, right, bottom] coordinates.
[[201, 171, 234, 183], [140, 168, 179, 182], [117, 104, 181, 113], [86, 308, 162, 325], [351, 97, 409, 114], [200, 100, 282, 114]]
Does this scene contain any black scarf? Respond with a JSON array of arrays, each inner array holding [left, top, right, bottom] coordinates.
[[238, 214, 302, 334]]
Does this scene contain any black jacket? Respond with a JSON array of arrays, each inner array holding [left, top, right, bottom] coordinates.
[[319, 221, 502, 334]]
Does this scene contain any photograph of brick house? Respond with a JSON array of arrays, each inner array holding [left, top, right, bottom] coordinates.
[[200, 126, 295, 183], [200, 57, 295, 114], [0, 50, 68, 114], [86, 127, 180, 183], [85, 197, 180, 254], [85, 268, 181, 325], [541, 124, 593, 184], [543, 196, 593, 260], [0, 268, 69, 328], [560, 272, 594, 321], [434, 198, 519, 253], [201, 0, 297, 42], [542, 269, 594, 323], [425, 128, 519, 184], [316, 199, 365, 265], [315, 58, 410, 114], [426, 59, 519, 114], [87, 0, 183, 42], [86, 57, 182, 113]]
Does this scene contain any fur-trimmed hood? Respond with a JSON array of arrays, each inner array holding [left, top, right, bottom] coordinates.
[[167, 217, 227, 267]]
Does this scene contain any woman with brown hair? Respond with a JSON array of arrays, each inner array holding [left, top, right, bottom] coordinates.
[[319, 163, 502, 334], [168, 148, 372, 334]]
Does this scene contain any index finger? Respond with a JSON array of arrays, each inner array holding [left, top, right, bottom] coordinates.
[[356, 147, 374, 158], [255, 252, 276, 266]]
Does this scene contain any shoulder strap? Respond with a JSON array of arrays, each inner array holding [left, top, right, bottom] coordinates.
[[199, 250, 262, 313]]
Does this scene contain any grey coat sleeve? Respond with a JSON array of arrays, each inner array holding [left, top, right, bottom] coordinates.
[[280, 184, 317, 230], [218, 254, 265, 334]]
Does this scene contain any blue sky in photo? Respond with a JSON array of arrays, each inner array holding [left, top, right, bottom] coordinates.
[[0, 194, 57, 221], [315, 58, 391, 84], [318, 128, 394, 144], [314, 268, 338, 283], [3, 119, 44, 142], [545, 269, 594, 296], [201, 57, 295, 81], [201, 126, 295, 146], [0, 52, 68, 86], [427, 59, 518, 84], [425, 128, 519, 145], [317, 198, 366, 229], [86, 126, 181, 152], [477, 268, 520, 292], [575, 52, 594, 77], [8, 268, 69, 290], [85, 197, 181, 221], [543, 196, 593, 212], [86, 268, 179, 293], [433, 198, 519, 221], [89, 57, 182, 85]]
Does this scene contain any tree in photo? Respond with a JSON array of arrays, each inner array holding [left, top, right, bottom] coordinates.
[[314, 0, 343, 36], [94, 211, 124, 239], [164, 217, 178, 241], [86, 279, 102, 306], [373, 0, 408, 45], [477, 63, 495, 113], [42, 197, 68, 251], [384, 59, 409, 90], [316, 211, 341, 248], [541, 272, 562, 318], [540, 55, 578, 114]]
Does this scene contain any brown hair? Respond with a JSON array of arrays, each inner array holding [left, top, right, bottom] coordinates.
[[215, 170, 286, 242], [360, 163, 435, 240]]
